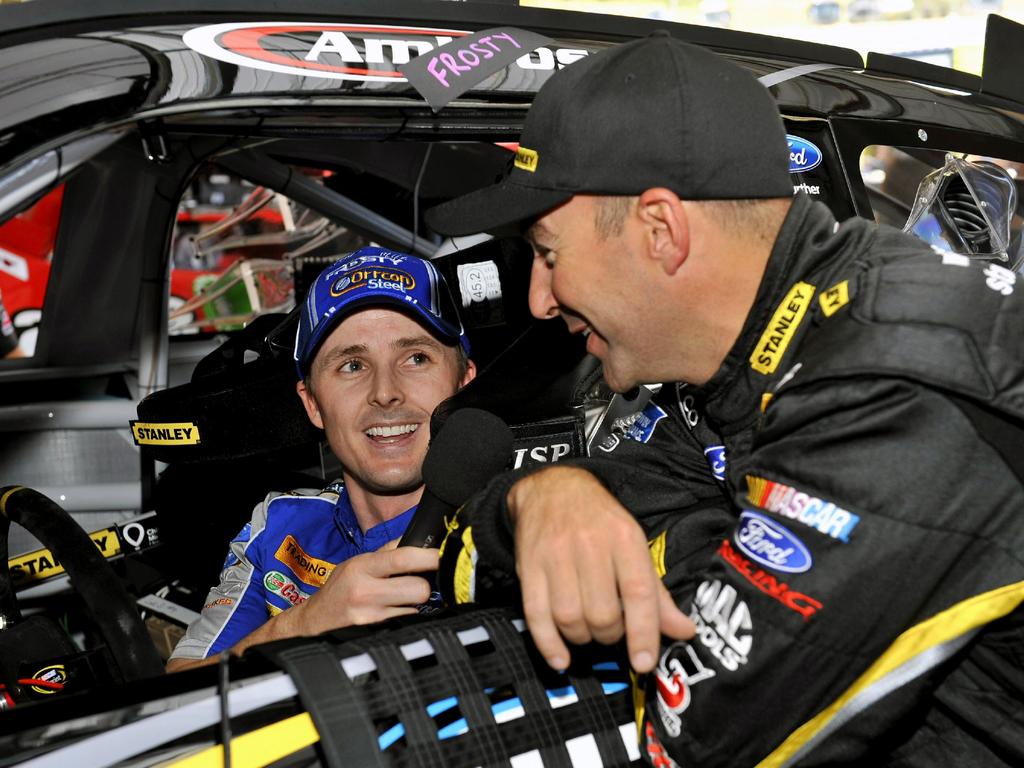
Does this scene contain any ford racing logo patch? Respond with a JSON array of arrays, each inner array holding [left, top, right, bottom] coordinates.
[[787, 135, 822, 174], [734, 510, 812, 573]]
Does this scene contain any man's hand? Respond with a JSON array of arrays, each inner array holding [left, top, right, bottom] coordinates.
[[168, 541, 441, 667], [283, 540, 440, 636], [507, 466, 694, 673]]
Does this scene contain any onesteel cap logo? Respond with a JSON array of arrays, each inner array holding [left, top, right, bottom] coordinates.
[[734, 510, 812, 573], [787, 135, 823, 174], [330, 267, 415, 296], [183, 22, 470, 82]]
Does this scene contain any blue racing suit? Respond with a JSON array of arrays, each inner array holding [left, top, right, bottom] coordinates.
[[170, 482, 415, 660]]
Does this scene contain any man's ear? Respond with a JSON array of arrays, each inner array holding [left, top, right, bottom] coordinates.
[[459, 359, 478, 389], [295, 379, 324, 429], [637, 187, 689, 276]]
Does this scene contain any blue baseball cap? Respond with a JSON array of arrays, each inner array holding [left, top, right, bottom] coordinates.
[[294, 247, 470, 380]]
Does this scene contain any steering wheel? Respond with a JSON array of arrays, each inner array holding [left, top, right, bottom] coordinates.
[[0, 485, 164, 685]]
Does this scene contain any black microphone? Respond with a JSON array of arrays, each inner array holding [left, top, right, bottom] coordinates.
[[399, 408, 514, 548]]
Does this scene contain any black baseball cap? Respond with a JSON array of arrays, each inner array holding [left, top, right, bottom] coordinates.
[[426, 32, 792, 237]]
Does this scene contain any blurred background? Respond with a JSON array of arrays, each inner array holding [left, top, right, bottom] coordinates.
[[0, 0, 1019, 76], [518, 0, 1018, 74]]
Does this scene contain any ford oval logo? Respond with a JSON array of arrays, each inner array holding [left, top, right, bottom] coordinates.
[[787, 135, 822, 174], [734, 511, 812, 573], [704, 445, 726, 481]]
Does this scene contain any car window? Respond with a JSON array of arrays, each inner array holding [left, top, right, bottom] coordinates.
[[861, 145, 1024, 270], [861, 145, 940, 227], [0, 185, 63, 359], [168, 166, 374, 353]]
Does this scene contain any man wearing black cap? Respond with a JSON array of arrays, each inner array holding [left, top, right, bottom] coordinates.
[[427, 34, 1024, 766], [168, 247, 475, 672]]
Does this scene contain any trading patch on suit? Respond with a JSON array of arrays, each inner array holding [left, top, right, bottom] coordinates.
[[275, 534, 335, 588], [746, 475, 859, 542]]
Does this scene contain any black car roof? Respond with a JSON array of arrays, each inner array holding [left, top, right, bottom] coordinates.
[[1, 0, 1024, 180]]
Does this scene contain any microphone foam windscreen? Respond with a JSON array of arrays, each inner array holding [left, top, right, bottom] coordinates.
[[422, 408, 513, 506]]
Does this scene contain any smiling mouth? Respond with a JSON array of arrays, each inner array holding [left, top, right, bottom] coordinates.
[[565, 318, 592, 337], [366, 424, 419, 438]]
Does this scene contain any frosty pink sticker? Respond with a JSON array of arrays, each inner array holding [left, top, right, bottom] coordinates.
[[402, 27, 555, 111]]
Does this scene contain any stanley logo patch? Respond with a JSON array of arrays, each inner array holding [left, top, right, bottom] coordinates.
[[750, 282, 815, 375], [9, 528, 120, 586], [131, 421, 201, 446], [819, 280, 850, 317], [514, 147, 539, 173], [275, 535, 335, 588]]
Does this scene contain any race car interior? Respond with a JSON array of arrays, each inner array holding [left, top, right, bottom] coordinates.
[[2, 1, 1024, 764]]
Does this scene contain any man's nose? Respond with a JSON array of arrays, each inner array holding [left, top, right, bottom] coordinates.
[[528, 258, 560, 320], [369, 366, 404, 407]]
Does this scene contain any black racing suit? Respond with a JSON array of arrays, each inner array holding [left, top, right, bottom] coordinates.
[[438, 194, 1024, 766]]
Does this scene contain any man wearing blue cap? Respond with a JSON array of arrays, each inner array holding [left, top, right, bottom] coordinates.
[[167, 247, 475, 671]]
